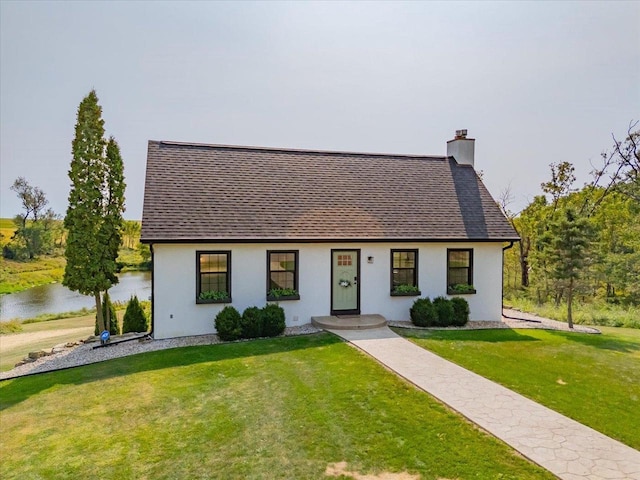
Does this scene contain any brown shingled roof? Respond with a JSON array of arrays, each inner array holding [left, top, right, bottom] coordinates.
[[141, 141, 519, 242]]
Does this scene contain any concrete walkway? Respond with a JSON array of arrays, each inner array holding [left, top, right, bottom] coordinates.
[[330, 327, 640, 480]]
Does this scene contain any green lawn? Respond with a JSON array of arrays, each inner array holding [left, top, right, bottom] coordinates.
[[505, 296, 640, 329], [394, 326, 640, 450], [0, 333, 553, 479], [0, 315, 96, 371]]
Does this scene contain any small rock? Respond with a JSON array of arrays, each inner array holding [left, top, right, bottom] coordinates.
[[14, 360, 26, 367], [28, 351, 47, 360], [52, 347, 65, 354]]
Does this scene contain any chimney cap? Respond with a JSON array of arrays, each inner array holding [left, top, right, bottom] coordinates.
[[455, 129, 468, 139]]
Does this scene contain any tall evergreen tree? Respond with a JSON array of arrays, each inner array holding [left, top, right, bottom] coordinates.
[[541, 208, 593, 328], [63, 90, 125, 333], [100, 137, 126, 298]]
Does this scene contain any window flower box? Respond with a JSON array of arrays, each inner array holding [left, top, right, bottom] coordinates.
[[447, 284, 477, 295], [197, 290, 231, 304], [391, 284, 421, 296], [267, 289, 300, 302]]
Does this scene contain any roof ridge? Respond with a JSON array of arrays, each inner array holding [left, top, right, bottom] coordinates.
[[152, 140, 448, 160]]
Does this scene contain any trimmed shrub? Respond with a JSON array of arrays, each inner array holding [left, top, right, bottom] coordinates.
[[95, 292, 119, 336], [261, 303, 286, 337], [451, 297, 470, 326], [433, 296, 455, 326], [215, 306, 242, 341], [410, 298, 438, 327], [240, 306, 263, 339], [122, 295, 149, 333]]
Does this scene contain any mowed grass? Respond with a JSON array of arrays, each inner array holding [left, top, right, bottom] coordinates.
[[394, 326, 640, 450], [0, 333, 553, 480], [0, 315, 97, 371]]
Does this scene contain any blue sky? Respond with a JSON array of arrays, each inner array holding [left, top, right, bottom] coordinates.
[[1, 1, 638, 219]]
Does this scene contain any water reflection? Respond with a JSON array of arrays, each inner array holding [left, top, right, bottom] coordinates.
[[0, 271, 151, 321]]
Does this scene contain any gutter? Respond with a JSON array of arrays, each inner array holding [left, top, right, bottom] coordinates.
[[501, 240, 516, 318], [149, 243, 154, 339], [502, 240, 516, 251]]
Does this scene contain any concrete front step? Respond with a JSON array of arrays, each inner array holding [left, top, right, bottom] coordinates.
[[311, 314, 387, 330]]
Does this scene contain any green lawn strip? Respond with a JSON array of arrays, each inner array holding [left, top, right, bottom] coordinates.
[[0, 247, 146, 294], [116, 247, 149, 271], [0, 256, 66, 294], [506, 297, 640, 329], [394, 327, 640, 450], [0, 315, 100, 371], [19, 310, 95, 326], [0, 333, 553, 479]]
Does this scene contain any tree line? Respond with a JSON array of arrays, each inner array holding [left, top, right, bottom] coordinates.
[[4, 184, 145, 262], [502, 122, 639, 327]]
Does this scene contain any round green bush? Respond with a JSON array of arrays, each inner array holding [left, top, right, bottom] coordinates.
[[261, 303, 286, 337], [410, 298, 438, 327], [215, 306, 242, 341], [433, 296, 455, 326], [451, 297, 470, 326], [122, 295, 149, 333], [240, 306, 263, 339]]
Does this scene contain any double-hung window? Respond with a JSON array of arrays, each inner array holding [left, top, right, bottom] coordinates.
[[391, 249, 420, 295], [267, 250, 299, 299], [197, 251, 231, 302], [447, 249, 475, 293]]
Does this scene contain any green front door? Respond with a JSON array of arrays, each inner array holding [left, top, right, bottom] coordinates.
[[331, 250, 359, 314]]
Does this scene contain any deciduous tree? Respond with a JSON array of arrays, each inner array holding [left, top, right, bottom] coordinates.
[[589, 121, 639, 207], [5, 178, 57, 259]]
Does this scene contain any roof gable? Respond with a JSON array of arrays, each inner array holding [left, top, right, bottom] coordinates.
[[141, 141, 519, 242]]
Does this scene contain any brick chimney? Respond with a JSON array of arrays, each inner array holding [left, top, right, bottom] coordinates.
[[446, 129, 475, 167]]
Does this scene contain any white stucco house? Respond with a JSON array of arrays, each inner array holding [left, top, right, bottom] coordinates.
[[141, 131, 519, 339]]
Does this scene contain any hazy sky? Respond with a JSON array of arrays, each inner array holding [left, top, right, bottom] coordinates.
[[1, 1, 638, 220]]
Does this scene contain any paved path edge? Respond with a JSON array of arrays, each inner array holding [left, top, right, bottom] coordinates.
[[328, 327, 640, 480]]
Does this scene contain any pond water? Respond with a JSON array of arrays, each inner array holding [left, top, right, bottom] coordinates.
[[0, 271, 151, 321]]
